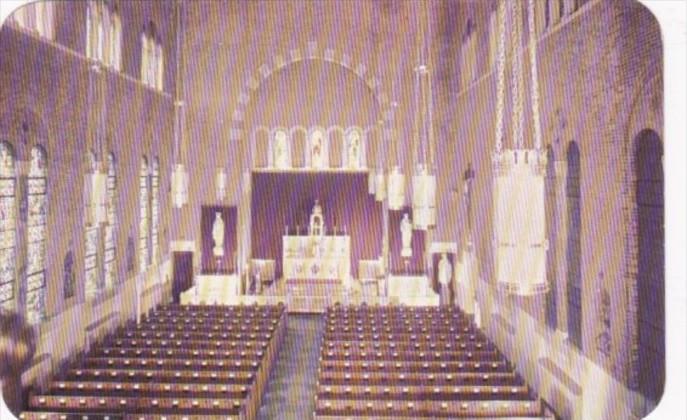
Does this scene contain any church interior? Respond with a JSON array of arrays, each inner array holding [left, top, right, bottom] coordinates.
[[0, 0, 668, 419]]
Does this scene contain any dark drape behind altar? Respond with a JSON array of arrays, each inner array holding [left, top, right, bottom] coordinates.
[[201, 206, 237, 274], [389, 207, 426, 275], [251, 172, 383, 278]]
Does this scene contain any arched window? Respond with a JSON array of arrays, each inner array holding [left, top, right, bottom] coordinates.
[[26, 146, 48, 324], [86, 1, 102, 60], [566, 141, 582, 348], [151, 158, 160, 265], [459, 18, 478, 89], [110, 12, 122, 70], [139, 157, 149, 273], [545, 0, 564, 29], [103, 153, 117, 289], [0, 142, 17, 311], [635, 129, 664, 401], [86, 2, 120, 69], [84, 151, 100, 300], [156, 43, 165, 91], [141, 22, 164, 90], [488, 9, 497, 69], [12, 1, 55, 40]]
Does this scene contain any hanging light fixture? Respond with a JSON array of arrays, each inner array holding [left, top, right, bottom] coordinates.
[[374, 120, 387, 202], [171, 163, 189, 208], [387, 165, 405, 210], [368, 167, 376, 195], [411, 1, 436, 230], [171, 1, 188, 209], [374, 170, 386, 201], [387, 99, 405, 210], [216, 167, 227, 201], [492, 0, 548, 296]]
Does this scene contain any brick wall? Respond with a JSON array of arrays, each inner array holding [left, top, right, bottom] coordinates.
[[0, 0, 178, 387]]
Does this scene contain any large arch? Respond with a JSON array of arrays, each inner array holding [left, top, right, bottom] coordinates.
[[621, 70, 663, 395], [565, 141, 582, 349], [228, 43, 391, 142], [633, 129, 664, 403]]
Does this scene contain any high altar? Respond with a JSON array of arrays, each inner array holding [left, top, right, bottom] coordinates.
[[282, 200, 351, 288]]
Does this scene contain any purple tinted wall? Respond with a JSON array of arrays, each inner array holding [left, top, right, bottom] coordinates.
[[251, 172, 382, 278]]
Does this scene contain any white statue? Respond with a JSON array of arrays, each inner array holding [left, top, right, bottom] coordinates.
[[346, 130, 361, 168], [273, 130, 288, 168], [212, 212, 225, 257], [438, 253, 452, 306], [400, 213, 412, 257]]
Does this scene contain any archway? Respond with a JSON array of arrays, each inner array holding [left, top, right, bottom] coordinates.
[[544, 145, 557, 329], [565, 141, 581, 348], [634, 129, 664, 402]]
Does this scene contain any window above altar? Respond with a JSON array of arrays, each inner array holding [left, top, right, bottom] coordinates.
[[256, 125, 368, 172]]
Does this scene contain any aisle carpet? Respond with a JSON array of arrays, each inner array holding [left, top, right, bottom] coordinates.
[[257, 314, 325, 420]]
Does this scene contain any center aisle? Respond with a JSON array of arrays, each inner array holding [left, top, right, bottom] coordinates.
[[257, 314, 325, 420]]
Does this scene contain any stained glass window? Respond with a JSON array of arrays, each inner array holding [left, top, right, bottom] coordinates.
[[151, 158, 160, 265], [0, 142, 16, 311], [84, 151, 99, 300], [26, 146, 47, 324], [139, 157, 149, 273], [104, 153, 117, 289], [84, 225, 99, 300]]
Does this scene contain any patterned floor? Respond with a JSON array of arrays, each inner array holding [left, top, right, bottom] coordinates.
[[257, 314, 325, 420]]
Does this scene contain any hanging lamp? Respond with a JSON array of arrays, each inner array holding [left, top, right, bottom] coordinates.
[[387, 98, 405, 210], [171, 1, 188, 208], [492, 0, 548, 296], [411, 1, 437, 230], [374, 120, 387, 202]]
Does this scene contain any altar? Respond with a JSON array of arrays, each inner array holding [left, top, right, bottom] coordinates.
[[281, 199, 351, 288], [282, 234, 351, 285]]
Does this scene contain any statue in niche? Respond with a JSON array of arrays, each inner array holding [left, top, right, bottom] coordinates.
[[212, 212, 225, 257], [273, 130, 288, 168], [310, 130, 324, 169], [346, 130, 362, 169], [596, 285, 612, 358], [400, 213, 412, 257], [63, 249, 75, 299], [438, 253, 452, 306]]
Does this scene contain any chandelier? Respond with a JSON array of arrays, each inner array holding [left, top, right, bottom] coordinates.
[[492, 0, 548, 296], [411, 0, 436, 230]]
